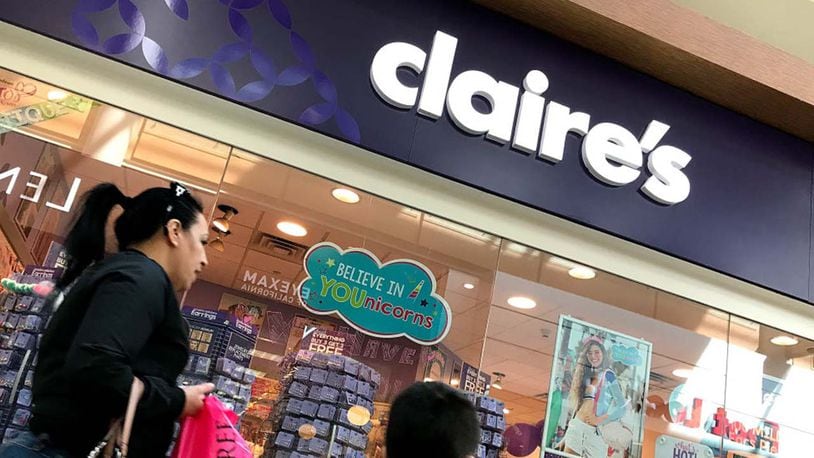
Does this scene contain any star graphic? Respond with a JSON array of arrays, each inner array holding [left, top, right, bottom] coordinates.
[[420, 299, 428, 307], [326, 258, 336, 268]]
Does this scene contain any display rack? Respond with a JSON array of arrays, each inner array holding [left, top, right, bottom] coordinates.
[[0, 267, 60, 441], [178, 307, 258, 415], [464, 392, 507, 458], [264, 350, 381, 458]]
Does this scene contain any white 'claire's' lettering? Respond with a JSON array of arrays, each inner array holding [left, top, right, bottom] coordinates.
[[370, 30, 693, 205]]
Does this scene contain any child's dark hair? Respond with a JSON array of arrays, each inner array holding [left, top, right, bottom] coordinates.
[[386, 382, 480, 458], [58, 182, 203, 288]]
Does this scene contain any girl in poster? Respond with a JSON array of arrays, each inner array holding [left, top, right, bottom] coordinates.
[[562, 336, 615, 457], [547, 317, 650, 458]]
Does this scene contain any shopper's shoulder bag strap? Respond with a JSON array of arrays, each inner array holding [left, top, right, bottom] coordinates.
[[88, 377, 145, 458], [119, 377, 145, 456]]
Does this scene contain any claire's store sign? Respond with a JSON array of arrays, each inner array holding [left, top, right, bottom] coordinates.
[[371, 31, 692, 205], [298, 242, 451, 345]]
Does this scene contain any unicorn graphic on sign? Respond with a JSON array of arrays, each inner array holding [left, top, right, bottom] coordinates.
[[408, 280, 424, 303]]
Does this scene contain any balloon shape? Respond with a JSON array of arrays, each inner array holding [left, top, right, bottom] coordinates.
[[504, 423, 542, 457], [347, 405, 372, 426], [297, 423, 317, 440], [33, 281, 55, 297]]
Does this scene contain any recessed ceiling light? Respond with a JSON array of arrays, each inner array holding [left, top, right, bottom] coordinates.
[[423, 377, 434, 383], [450, 378, 460, 386], [332, 188, 360, 204], [568, 266, 596, 280], [277, 221, 308, 237], [672, 368, 693, 379], [47, 89, 68, 101], [503, 408, 511, 415], [770, 335, 799, 346], [463, 282, 475, 290], [507, 296, 536, 309]]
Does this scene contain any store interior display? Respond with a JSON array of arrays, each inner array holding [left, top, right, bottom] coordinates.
[[465, 392, 507, 458], [0, 269, 59, 442], [178, 307, 258, 416], [264, 350, 380, 458]]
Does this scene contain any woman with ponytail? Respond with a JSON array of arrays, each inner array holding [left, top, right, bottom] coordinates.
[[0, 182, 214, 457]]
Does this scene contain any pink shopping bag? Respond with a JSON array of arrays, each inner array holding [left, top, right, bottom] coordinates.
[[172, 396, 252, 458]]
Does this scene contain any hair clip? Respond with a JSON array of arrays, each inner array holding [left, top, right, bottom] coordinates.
[[170, 181, 190, 198]]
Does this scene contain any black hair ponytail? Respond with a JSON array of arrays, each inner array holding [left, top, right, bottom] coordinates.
[[59, 183, 128, 288], [57, 181, 203, 289]]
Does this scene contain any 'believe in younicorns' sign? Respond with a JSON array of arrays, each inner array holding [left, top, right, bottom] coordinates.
[[298, 242, 451, 345]]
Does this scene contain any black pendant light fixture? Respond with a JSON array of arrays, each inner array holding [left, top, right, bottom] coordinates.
[[212, 204, 239, 233]]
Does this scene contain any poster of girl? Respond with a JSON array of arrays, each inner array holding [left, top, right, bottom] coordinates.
[[543, 316, 652, 458]]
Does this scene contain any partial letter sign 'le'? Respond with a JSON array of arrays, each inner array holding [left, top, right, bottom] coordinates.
[[370, 31, 693, 205]]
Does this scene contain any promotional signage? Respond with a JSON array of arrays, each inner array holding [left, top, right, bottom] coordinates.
[[187, 308, 220, 323], [183, 306, 258, 338], [646, 385, 781, 456], [655, 436, 713, 458], [298, 242, 451, 345], [544, 316, 652, 458], [218, 292, 264, 335], [3, 1, 814, 303], [460, 362, 491, 395], [301, 327, 347, 355], [44, 241, 68, 270], [22, 265, 62, 280], [224, 332, 254, 365]]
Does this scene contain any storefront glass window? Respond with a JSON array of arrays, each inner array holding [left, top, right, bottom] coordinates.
[[192, 149, 500, 453], [724, 319, 814, 457], [0, 68, 812, 458]]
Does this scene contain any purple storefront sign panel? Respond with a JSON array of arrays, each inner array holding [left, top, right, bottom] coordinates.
[[1, 0, 812, 302]]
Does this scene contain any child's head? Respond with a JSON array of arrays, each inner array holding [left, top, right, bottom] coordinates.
[[386, 382, 480, 458]]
